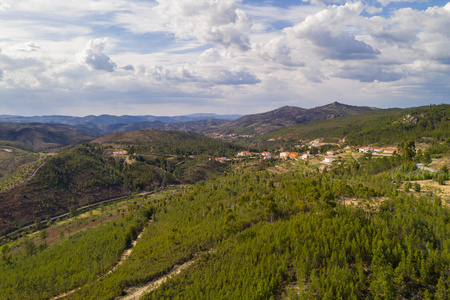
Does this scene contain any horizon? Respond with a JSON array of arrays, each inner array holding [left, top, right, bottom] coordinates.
[[1, 0, 449, 117], [0, 101, 448, 118]]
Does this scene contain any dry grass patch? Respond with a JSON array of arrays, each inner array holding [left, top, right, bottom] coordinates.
[[410, 180, 450, 203]]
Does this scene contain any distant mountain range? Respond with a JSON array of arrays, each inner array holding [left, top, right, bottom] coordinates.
[[0, 102, 378, 137], [0, 113, 241, 136], [0, 113, 242, 125]]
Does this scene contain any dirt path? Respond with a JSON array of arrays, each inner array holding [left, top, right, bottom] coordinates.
[[118, 257, 199, 300], [50, 224, 149, 300]]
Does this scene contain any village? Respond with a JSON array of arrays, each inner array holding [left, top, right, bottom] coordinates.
[[215, 137, 400, 169]]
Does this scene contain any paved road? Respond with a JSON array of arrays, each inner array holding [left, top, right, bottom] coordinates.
[[416, 163, 437, 173]]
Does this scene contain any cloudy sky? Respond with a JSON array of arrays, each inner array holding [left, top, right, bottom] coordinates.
[[0, 0, 449, 116]]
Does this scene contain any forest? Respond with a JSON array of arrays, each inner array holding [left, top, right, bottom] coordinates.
[[260, 104, 450, 150], [0, 105, 450, 299], [1, 140, 449, 299], [0, 132, 241, 236]]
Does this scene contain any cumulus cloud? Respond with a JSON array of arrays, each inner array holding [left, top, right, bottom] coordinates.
[[199, 48, 222, 63], [12, 41, 41, 52], [156, 0, 252, 50], [377, 0, 427, 7], [0, 0, 449, 115], [287, 2, 380, 60], [212, 69, 261, 85], [144, 63, 260, 86], [77, 38, 116, 72], [302, 0, 346, 6], [253, 37, 304, 66], [122, 64, 135, 71], [336, 64, 404, 82], [0, 0, 10, 12]]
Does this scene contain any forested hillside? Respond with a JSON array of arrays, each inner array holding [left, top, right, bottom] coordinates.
[[264, 104, 450, 146], [1, 106, 450, 299], [0, 123, 97, 151], [0, 130, 242, 235], [1, 147, 449, 299]]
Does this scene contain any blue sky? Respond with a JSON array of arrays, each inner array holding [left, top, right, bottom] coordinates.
[[0, 0, 449, 116]]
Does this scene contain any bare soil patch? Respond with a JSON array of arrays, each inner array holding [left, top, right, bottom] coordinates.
[[428, 157, 450, 170], [411, 180, 450, 203]]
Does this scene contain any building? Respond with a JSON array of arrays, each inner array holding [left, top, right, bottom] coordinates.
[[215, 157, 227, 162], [237, 151, 252, 157], [324, 156, 334, 163], [359, 147, 372, 153], [384, 148, 398, 154], [261, 152, 272, 159], [280, 152, 290, 159], [280, 152, 299, 159], [301, 153, 310, 160], [113, 150, 128, 156]]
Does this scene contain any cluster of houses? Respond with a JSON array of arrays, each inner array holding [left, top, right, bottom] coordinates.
[[217, 144, 400, 164], [233, 149, 335, 163], [208, 133, 254, 139], [112, 150, 128, 156], [358, 147, 398, 154], [236, 151, 272, 159]]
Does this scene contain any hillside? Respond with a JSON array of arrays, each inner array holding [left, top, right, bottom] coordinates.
[[0, 130, 242, 235], [1, 142, 449, 299], [106, 118, 229, 134], [263, 104, 450, 146], [213, 101, 377, 135], [0, 123, 97, 151]]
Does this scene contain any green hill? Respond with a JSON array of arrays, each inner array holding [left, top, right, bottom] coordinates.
[[0, 130, 242, 235], [1, 144, 449, 299], [263, 104, 450, 146], [0, 123, 97, 151]]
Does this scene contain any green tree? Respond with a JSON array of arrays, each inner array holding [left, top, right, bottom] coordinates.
[[403, 141, 416, 161], [34, 217, 42, 230]]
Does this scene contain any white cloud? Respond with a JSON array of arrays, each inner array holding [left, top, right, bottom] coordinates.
[[0, 0, 449, 115], [377, 0, 428, 7], [77, 38, 117, 72], [253, 37, 304, 66], [11, 42, 41, 52], [286, 2, 381, 60], [155, 0, 252, 50], [0, 0, 10, 12]]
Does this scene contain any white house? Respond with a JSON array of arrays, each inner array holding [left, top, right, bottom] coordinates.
[[237, 151, 252, 157], [301, 153, 310, 160], [323, 156, 334, 163], [359, 147, 372, 153]]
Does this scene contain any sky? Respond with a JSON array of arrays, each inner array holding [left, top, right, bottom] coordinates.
[[0, 0, 449, 116]]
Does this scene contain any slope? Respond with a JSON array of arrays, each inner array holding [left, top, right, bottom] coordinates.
[[263, 104, 450, 146], [0, 123, 98, 151], [0, 130, 242, 235], [214, 101, 377, 135]]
